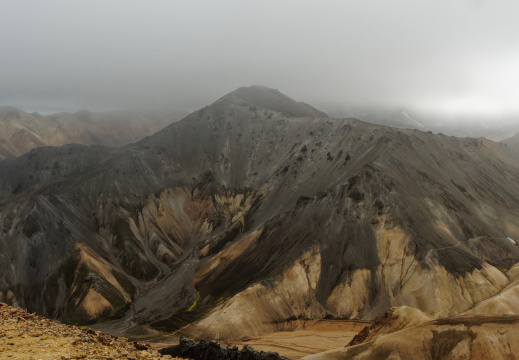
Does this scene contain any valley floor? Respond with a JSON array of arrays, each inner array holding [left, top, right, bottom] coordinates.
[[228, 329, 356, 359], [227, 320, 366, 359], [140, 320, 366, 359]]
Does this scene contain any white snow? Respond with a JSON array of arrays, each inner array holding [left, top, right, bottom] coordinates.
[[507, 237, 517, 245]]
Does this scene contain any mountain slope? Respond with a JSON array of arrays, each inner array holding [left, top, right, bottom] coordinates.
[[1, 86, 519, 340], [0, 106, 186, 159]]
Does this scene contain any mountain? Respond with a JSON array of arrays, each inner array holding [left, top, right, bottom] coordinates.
[[336, 106, 519, 140], [503, 131, 519, 149], [0, 106, 187, 159], [2, 86, 519, 342]]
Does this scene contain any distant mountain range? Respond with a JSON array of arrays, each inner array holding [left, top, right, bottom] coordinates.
[[0, 106, 187, 159], [2, 101, 519, 163], [2, 86, 519, 354], [329, 106, 519, 143]]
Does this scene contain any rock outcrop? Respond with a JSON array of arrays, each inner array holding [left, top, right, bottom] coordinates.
[[159, 336, 289, 360], [347, 306, 431, 347]]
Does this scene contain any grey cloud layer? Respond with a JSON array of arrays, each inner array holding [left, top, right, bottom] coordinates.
[[1, 0, 519, 117]]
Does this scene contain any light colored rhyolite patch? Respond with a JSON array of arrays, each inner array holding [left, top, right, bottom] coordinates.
[[188, 248, 325, 339], [302, 315, 519, 360], [465, 262, 519, 315], [327, 224, 508, 320], [77, 288, 113, 321], [78, 244, 132, 303]]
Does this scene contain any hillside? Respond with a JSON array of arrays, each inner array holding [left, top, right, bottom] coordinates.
[[0, 302, 171, 359], [0, 106, 186, 159], [305, 309, 519, 360], [1, 86, 519, 341]]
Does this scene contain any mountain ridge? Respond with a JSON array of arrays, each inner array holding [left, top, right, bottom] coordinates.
[[0, 106, 187, 160], [1, 86, 519, 341]]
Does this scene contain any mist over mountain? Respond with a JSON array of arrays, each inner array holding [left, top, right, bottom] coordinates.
[[503, 132, 519, 150], [3, 2, 519, 122], [326, 105, 519, 141], [0, 106, 187, 160]]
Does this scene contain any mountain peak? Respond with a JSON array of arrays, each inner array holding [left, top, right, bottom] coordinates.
[[216, 85, 327, 118]]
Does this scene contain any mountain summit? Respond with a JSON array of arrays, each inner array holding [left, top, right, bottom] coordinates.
[[215, 85, 328, 117]]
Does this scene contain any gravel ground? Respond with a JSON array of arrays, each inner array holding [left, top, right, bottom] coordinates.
[[0, 302, 180, 359]]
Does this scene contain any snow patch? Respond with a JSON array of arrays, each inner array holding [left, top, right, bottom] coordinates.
[[401, 111, 424, 128]]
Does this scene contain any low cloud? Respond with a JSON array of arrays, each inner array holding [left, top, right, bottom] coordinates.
[[1, 1, 519, 121]]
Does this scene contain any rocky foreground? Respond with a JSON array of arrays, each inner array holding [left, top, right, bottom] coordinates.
[[159, 337, 289, 360], [0, 302, 177, 359], [0, 301, 291, 360]]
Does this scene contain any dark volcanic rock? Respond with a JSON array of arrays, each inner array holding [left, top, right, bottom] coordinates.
[[159, 337, 289, 360]]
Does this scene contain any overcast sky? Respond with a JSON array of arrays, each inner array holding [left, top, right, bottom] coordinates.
[[1, 0, 519, 118]]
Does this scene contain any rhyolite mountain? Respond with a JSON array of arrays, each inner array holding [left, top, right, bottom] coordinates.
[[304, 306, 519, 360], [0, 106, 186, 160], [2, 86, 519, 340], [312, 263, 519, 359]]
